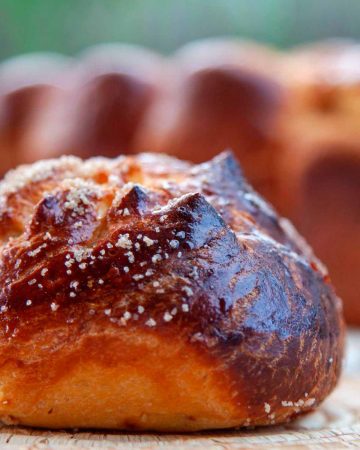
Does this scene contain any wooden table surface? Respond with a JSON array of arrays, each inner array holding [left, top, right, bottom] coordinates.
[[1, 329, 359, 450]]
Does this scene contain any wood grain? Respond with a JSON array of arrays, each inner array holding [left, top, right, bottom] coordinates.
[[1, 329, 359, 449]]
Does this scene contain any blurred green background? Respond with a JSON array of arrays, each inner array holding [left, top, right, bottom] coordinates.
[[0, 0, 360, 60]]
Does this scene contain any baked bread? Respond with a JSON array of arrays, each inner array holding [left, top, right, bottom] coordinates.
[[0, 151, 343, 431], [0, 40, 357, 327]]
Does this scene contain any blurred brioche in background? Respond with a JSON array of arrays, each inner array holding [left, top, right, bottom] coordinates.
[[277, 40, 360, 323], [0, 53, 71, 175], [25, 44, 167, 161], [135, 39, 285, 202], [0, 38, 359, 323]]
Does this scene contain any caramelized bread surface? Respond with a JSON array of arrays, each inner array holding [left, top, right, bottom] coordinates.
[[0, 151, 343, 430]]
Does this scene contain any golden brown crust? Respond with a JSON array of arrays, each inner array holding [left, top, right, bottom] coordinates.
[[0, 151, 343, 431]]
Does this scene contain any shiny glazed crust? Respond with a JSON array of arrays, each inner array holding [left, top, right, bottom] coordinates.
[[0, 151, 343, 431]]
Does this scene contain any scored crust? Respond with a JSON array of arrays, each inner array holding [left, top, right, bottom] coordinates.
[[0, 151, 343, 431]]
